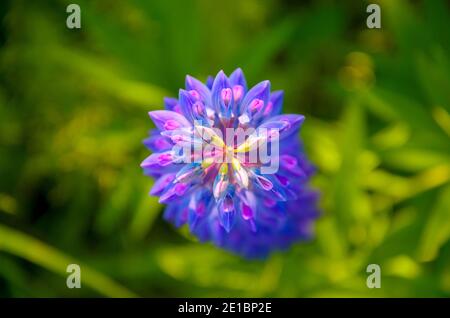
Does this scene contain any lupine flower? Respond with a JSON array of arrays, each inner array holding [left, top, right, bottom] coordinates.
[[141, 68, 319, 259]]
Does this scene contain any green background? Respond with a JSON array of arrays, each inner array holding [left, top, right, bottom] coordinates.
[[1, 0, 450, 297]]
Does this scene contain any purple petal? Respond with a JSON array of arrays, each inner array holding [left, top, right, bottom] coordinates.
[[279, 154, 306, 177], [253, 174, 273, 191], [188, 208, 199, 231], [263, 197, 277, 208], [159, 182, 189, 203], [218, 194, 236, 233], [185, 75, 211, 103], [174, 206, 189, 227], [211, 70, 233, 118], [179, 90, 212, 126], [140, 151, 174, 169], [229, 68, 248, 91], [252, 171, 287, 202], [174, 163, 203, 183], [143, 164, 178, 178], [232, 85, 245, 103], [148, 110, 191, 131], [258, 114, 305, 140], [178, 89, 197, 121], [150, 173, 176, 196], [206, 76, 214, 89], [239, 80, 270, 117], [188, 194, 208, 231], [265, 175, 288, 201], [143, 134, 172, 151], [276, 174, 290, 187], [241, 203, 254, 221], [164, 97, 181, 113], [213, 173, 229, 200], [264, 90, 284, 116], [163, 204, 178, 223]]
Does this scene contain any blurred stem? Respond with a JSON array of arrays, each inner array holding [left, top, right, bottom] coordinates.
[[0, 224, 137, 298]]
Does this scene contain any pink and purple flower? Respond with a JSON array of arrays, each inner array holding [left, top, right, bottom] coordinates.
[[141, 69, 319, 259]]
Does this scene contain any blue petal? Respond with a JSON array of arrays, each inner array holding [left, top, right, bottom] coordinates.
[[266, 90, 284, 116], [187, 192, 209, 231], [143, 132, 172, 151], [251, 170, 287, 202], [178, 89, 196, 121], [185, 75, 211, 104], [159, 182, 190, 203], [164, 97, 180, 112], [258, 114, 305, 140], [163, 204, 179, 223], [218, 194, 236, 233], [174, 206, 189, 227], [174, 163, 203, 183], [239, 80, 270, 120], [179, 89, 211, 126], [211, 70, 233, 119], [206, 76, 214, 89], [229, 68, 248, 91], [150, 173, 176, 196], [188, 208, 199, 231]]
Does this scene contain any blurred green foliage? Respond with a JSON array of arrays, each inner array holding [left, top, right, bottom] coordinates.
[[0, 0, 450, 297]]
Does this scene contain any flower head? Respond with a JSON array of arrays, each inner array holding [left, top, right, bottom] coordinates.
[[142, 68, 319, 258]]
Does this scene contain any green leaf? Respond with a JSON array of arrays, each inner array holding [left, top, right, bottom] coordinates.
[[0, 224, 137, 297], [418, 185, 450, 261]]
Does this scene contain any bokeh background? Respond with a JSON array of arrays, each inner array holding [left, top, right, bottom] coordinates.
[[1, 0, 450, 297]]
